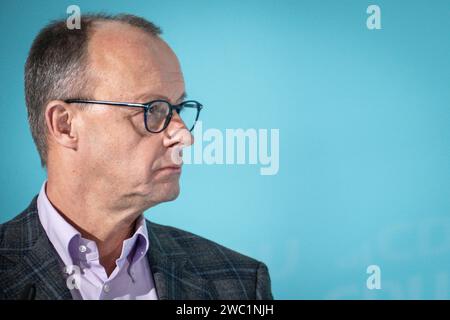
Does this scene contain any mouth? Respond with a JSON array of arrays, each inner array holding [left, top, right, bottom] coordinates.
[[154, 165, 182, 175]]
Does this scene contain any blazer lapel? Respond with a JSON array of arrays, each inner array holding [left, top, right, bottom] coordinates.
[[2, 200, 72, 300], [18, 235, 73, 300]]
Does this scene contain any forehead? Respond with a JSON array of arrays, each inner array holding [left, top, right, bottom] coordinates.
[[87, 21, 184, 101]]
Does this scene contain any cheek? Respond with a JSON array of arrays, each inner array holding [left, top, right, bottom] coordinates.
[[99, 134, 160, 175], [78, 113, 162, 179], [129, 138, 162, 171], [109, 138, 162, 188], [78, 118, 130, 167]]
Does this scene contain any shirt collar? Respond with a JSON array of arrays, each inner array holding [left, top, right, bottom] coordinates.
[[37, 181, 80, 268], [117, 214, 149, 266], [37, 181, 150, 268]]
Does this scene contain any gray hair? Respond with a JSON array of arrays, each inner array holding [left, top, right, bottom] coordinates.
[[24, 13, 162, 167]]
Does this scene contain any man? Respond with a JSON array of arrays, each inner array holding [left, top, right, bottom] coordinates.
[[0, 13, 273, 300]]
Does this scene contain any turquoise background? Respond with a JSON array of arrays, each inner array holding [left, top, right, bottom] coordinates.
[[1, 0, 449, 299]]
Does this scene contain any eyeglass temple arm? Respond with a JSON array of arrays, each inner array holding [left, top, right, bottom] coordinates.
[[64, 99, 147, 108]]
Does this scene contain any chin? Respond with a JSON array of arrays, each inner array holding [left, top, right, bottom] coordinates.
[[152, 182, 180, 204]]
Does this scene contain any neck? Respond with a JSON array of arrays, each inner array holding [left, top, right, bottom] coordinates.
[[46, 169, 142, 276]]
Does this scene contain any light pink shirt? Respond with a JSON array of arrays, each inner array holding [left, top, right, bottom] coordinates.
[[37, 181, 158, 300]]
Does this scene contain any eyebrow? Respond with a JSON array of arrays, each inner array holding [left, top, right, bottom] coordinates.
[[135, 91, 187, 104], [177, 92, 187, 103]]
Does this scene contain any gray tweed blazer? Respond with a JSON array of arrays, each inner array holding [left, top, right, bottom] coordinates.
[[0, 196, 273, 300]]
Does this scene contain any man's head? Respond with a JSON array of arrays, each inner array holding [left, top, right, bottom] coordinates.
[[25, 14, 194, 211]]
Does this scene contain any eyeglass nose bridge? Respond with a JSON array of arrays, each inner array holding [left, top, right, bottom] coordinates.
[[165, 107, 175, 128]]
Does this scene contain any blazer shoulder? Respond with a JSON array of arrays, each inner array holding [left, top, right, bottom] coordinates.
[[146, 220, 274, 299], [146, 220, 269, 273], [0, 195, 40, 251], [148, 220, 260, 264]]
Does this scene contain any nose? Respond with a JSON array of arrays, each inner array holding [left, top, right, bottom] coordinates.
[[162, 112, 194, 148]]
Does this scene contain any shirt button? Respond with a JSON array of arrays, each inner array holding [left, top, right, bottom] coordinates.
[[103, 284, 110, 293], [79, 245, 87, 253]]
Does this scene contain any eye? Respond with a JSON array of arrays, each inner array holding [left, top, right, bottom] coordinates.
[[131, 109, 145, 117], [149, 102, 168, 115]]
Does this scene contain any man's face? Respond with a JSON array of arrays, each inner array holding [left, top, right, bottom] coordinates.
[[73, 22, 192, 211]]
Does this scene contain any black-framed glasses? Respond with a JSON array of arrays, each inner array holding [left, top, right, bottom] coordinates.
[[64, 98, 203, 133]]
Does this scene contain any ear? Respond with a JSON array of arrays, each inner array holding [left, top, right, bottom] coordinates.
[[44, 100, 79, 150]]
